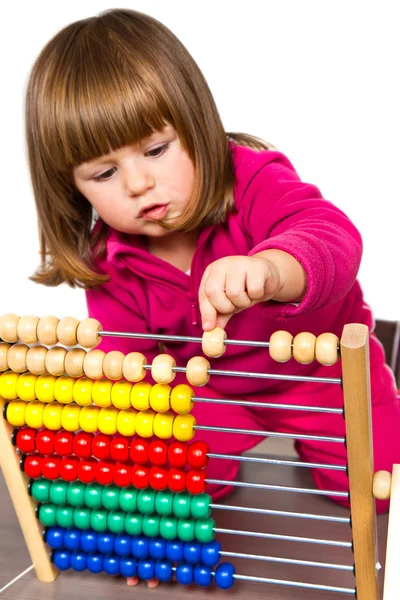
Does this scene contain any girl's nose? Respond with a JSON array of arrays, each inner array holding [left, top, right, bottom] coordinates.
[[125, 165, 155, 197]]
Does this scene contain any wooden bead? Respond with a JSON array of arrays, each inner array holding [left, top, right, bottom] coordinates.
[[103, 351, 124, 380], [64, 348, 86, 378], [16, 316, 39, 344], [372, 470, 392, 500], [0, 342, 10, 371], [269, 331, 293, 362], [7, 343, 29, 373], [315, 333, 339, 366], [292, 332, 316, 364], [186, 356, 210, 387], [56, 316, 80, 346], [0, 313, 20, 343], [45, 347, 67, 377], [122, 352, 147, 382], [202, 327, 227, 358], [76, 318, 102, 348], [83, 349, 106, 379], [151, 354, 176, 384], [37, 316, 59, 346], [26, 345, 48, 375]]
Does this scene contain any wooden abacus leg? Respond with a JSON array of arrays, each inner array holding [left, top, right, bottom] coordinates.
[[0, 397, 57, 582]]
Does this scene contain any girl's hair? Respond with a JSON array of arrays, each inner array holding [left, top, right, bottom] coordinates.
[[26, 8, 272, 288]]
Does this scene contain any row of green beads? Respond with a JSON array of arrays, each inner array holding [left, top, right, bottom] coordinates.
[[31, 479, 211, 519], [38, 503, 215, 543]]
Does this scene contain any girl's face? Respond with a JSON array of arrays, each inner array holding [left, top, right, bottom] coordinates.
[[73, 125, 195, 238]]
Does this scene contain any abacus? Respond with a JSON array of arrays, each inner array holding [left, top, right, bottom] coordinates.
[[0, 313, 394, 598]]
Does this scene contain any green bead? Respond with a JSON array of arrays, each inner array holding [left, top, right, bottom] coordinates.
[[119, 488, 137, 512], [142, 514, 160, 537], [56, 505, 74, 528], [125, 513, 142, 536], [137, 489, 156, 515], [173, 492, 192, 519], [84, 483, 103, 509], [49, 481, 68, 505], [102, 486, 120, 511], [191, 493, 211, 519], [195, 518, 215, 543], [90, 509, 108, 532], [177, 518, 195, 542], [31, 479, 51, 503], [38, 504, 56, 527], [159, 516, 177, 540], [67, 482, 85, 507], [73, 507, 91, 530], [154, 490, 173, 516], [107, 511, 126, 534]]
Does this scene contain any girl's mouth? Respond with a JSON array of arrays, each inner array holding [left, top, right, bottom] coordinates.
[[140, 204, 168, 220]]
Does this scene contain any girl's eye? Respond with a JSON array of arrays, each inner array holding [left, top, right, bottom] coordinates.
[[145, 143, 169, 158], [93, 167, 116, 181]]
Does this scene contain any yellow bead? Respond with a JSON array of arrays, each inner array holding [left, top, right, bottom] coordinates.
[[16, 372, 38, 402], [0, 342, 11, 371], [172, 414, 196, 442], [7, 343, 29, 373], [116, 409, 137, 437], [25, 400, 45, 429], [43, 401, 63, 430], [97, 406, 119, 435], [151, 354, 176, 384], [130, 381, 152, 410], [170, 384, 194, 415], [35, 374, 57, 403], [149, 383, 171, 413], [79, 405, 100, 433], [0, 371, 19, 400], [122, 352, 147, 382], [0, 313, 20, 343], [5, 400, 26, 427], [92, 379, 113, 407], [135, 410, 155, 438], [72, 377, 94, 406], [60, 403, 81, 432], [153, 412, 174, 439], [111, 380, 133, 410], [53, 375, 75, 404]]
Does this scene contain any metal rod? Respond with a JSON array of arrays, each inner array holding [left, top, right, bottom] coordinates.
[[196, 425, 345, 444], [208, 452, 347, 472], [215, 527, 352, 548], [232, 574, 355, 595], [220, 550, 354, 571], [207, 478, 349, 498], [211, 503, 350, 523], [172, 365, 341, 384], [193, 396, 343, 414]]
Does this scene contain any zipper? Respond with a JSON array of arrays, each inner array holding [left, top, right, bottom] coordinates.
[[190, 301, 197, 326]]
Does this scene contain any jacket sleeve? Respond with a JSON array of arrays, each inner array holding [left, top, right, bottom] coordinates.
[[238, 152, 363, 317]]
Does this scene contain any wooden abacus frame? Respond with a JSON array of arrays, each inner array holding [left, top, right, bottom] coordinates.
[[0, 323, 389, 598]]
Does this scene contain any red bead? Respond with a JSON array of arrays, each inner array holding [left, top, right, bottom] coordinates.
[[129, 438, 148, 464], [96, 460, 114, 486], [73, 432, 94, 458], [16, 427, 36, 454], [167, 441, 187, 468], [113, 462, 131, 487], [149, 466, 168, 490], [92, 434, 110, 460], [23, 454, 43, 478], [148, 440, 167, 466], [54, 431, 74, 456], [110, 436, 129, 462], [60, 457, 79, 482], [77, 458, 97, 484], [36, 430, 55, 455], [186, 470, 206, 495], [167, 468, 187, 493], [42, 456, 61, 480], [131, 464, 149, 489], [187, 441, 209, 469]]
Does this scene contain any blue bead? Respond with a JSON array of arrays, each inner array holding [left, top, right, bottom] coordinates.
[[114, 534, 131, 556], [87, 554, 103, 574], [137, 559, 155, 580], [64, 529, 81, 551], [214, 563, 235, 589], [165, 540, 183, 562], [70, 552, 87, 572], [183, 541, 201, 564], [131, 536, 148, 559], [149, 537, 166, 559], [194, 565, 212, 587], [97, 532, 114, 554], [155, 560, 173, 582], [201, 541, 221, 566], [53, 550, 71, 571], [45, 527, 64, 549], [120, 558, 137, 578], [176, 564, 193, 585], [81, 531, 97, 553], [104, 556, 120, 576]]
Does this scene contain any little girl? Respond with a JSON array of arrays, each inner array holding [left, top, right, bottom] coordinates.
[[25, 7, 399, 587]]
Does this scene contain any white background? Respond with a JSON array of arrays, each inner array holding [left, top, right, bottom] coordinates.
[[0, 1, 399, 321]]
